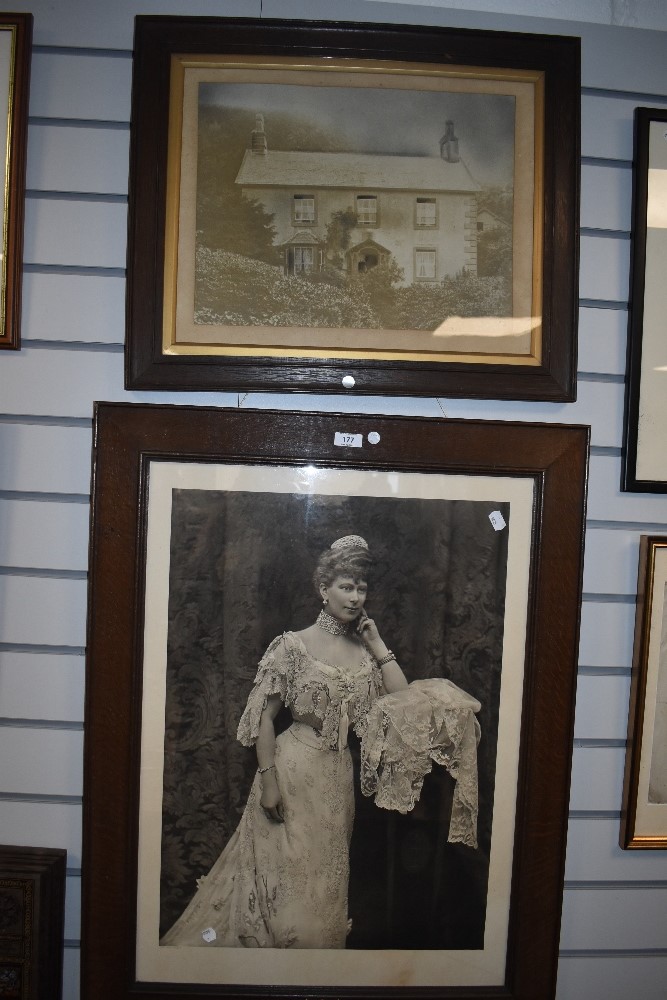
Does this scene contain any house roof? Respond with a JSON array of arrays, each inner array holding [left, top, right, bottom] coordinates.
[[235, 148, 480, 193], [283, 230, 322, 246]]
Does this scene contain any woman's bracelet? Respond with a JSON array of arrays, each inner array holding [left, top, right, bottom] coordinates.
[[376, 650, 396, 667], [258, 764, 276, 774]]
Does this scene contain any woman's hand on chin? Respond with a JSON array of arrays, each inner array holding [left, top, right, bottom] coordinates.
[[357, 611, 409, 692], [356, 611, 384, 655]]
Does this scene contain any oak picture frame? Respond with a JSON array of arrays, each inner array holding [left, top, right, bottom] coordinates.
[[621, 536, 667, 849], [81, 403, 588, 1000], [0, 13, 32, 351], [125, 16, 580, 400]]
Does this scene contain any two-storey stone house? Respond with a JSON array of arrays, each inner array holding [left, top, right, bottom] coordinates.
[[235, 114, 480, 285]]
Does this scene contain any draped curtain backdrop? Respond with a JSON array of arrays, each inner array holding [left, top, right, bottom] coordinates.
[[160, 486, 510, 948]]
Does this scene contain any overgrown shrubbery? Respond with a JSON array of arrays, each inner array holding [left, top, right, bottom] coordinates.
[[195, 247, 380, 328], [393, 272, 512, 330], [195, 247, 511, 331]]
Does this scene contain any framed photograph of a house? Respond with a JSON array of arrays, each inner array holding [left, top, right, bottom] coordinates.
[[126, 17, 580, 399]]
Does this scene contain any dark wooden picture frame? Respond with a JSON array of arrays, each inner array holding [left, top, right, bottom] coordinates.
[[81, 403, 588, 999], [621, 536, 667, 848], [0, 845, 67, 999], [125, 16, 580, 400], [0, 13, 32, 351], [622, 108, 667, 492]]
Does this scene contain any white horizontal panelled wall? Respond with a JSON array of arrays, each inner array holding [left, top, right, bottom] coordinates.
[[1, 0, 667, 997]]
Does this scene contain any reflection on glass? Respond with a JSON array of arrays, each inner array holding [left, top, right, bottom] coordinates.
[[648, 581, 667, 803]]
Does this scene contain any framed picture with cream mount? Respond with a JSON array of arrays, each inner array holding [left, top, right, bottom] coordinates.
[[621, 535, 667, 848], [125, 16, 580, 400], [81, 402, 588, 999]]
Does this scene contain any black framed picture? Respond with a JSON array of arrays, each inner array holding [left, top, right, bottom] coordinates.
[[622, 107, 667, 492]]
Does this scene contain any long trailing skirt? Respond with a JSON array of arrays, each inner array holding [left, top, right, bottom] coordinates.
[[160, 721, 355, 949]]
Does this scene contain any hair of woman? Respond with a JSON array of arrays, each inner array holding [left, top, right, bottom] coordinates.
[[312, 535, 372, 592]]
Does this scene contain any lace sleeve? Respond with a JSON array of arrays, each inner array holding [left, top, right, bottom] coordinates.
[[360, 678, 482, 848], [236, 634, 292, 746]]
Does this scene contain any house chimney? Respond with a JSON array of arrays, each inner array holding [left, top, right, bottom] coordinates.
[[251, 113, 267, 155], [440, 120, 460, 163]]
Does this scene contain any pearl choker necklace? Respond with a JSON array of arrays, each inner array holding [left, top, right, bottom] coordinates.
[[316, 610, 350, 636]]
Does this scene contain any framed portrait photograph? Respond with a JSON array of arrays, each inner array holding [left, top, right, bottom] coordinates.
[[622, 108, 667, 492], [0, 844, 66, 1000], [621, 536, 667, 848], [81, 403, 588, 999], [0, 13, 32, 351], [125, 16, 580, 400]]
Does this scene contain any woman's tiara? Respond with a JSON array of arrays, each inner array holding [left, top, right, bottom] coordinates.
[[330, 535, 368, 552]]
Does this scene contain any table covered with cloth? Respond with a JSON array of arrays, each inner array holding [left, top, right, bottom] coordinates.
[[360, 678, 482, 848]]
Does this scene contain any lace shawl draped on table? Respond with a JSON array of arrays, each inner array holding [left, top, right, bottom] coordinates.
[[360, 679, 482, 848], [237, 632, 482, 843]]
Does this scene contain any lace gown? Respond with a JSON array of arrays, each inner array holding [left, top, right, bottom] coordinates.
[[160, 632, 382, 949], [160, 632, 481, 950]]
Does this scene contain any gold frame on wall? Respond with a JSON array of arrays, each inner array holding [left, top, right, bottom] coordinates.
[[0, 14, 32, 351], [621, 536, 667, 849]]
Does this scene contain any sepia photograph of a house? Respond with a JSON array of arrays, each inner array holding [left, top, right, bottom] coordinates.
[[169, 62, 542, 361], [235, 113, 480, 285]]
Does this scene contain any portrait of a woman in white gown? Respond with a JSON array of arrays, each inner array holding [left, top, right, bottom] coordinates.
[[158, 491, 508, 951]]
